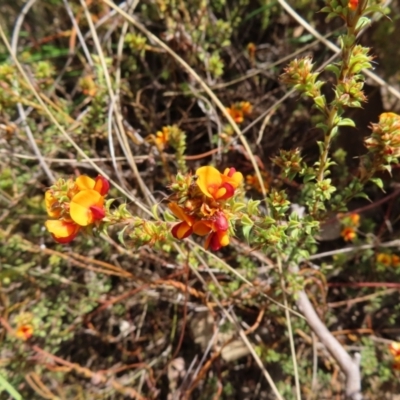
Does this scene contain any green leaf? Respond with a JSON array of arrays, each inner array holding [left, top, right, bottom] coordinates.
[[242, 225, 253, 242], [151, 203, 160, 220], [297, 249, 310, 260], [288, 219, 300, 228], [232, 202, 246, 212], [290, 228, 299, 239], [319, 6, 331, 13], [313, 95, 326, 110], [356, 17, 371, 31], [325, 64, 340, 78], [331, 126, 339, 138], [364, 5, 386, 15], [337, 118, 355, 127], [241, 214, 254, 226], [326, 12, 339, 21], [370, 177, 385, 192], [303, 173, 315, 183], [316, 123, 329, 133], [105, 198, 115, 209], [163, 210, 176, 222], [117, 226, 128, 246], [382, 164, 392, 175], [263, 216, 276, 225], [247, 200, 261, 215], [354, 192, 371, 201]]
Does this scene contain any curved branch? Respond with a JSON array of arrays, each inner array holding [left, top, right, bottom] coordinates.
[[297, 290, 363, 400]]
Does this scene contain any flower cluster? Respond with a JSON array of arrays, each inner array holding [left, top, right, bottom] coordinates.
[[340, 213, 360, 241], [168, 166, 243, 251], [376, 253, 400, 268], [44, 175, 109, 243], [365, 112, 400, 166], [226, 101, 252, 124]]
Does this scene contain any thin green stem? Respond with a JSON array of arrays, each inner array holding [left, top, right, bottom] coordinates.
[[316, 106, 338, 183]]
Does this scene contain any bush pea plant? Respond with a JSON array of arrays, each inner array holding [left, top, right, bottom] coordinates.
[[1, 0, 400, 399]]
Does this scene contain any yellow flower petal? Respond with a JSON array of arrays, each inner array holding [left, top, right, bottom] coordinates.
[[70, 189, 103, 226], [196, 166, 222, 198], [205, 230, 230, 251], [218, 230, 230, 247], [75, 175, 95, 191], [45, 220, 80, 241], [222, 168, 243, 188]]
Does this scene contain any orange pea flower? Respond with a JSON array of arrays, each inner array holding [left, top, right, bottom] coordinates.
[[226, 102, 252, 124], [205, 230, 230, 251], [226, 107, 244, 124], [240, 101, 252, 116], [45, 175, 109, 243], [392, 254, 400, 267], [190, 210, 228, 234], [169, 202, 196, 239], [376, 253, 392, 266], [76, 175, 110, 196], [198, 211, 229, 251], [169, 167, 242, 251], [45, 220, 80, 243], [348, 213, 360, 225], [196, 166, 242, 200], [70, 190, 105, 226], [69, 175, 108, 226], [15, 324, 34, 341], [341, 227, 356, 241], [155, 127, 170, 150], [376, 253, 400, 267], [169, 203, 231, 250], [340, 213, 360, 241]]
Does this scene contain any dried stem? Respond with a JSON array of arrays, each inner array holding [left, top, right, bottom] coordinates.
[[297, 290, 363, 400]]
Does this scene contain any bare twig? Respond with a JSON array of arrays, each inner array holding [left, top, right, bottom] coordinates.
[[297, 290, 363, 400], [11, 0, 55, 182]]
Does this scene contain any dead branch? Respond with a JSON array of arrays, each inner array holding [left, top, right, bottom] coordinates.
[[297, 290, 363, 400]]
